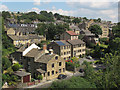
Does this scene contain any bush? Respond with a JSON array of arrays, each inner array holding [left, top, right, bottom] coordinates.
[[12, 63, 22, 71], [50, 76, 96, 88], [31, 78, 35, 82], [37, 75, 43, 80]]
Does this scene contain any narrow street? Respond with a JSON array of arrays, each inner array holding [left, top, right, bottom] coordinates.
[[25, 71, 84, 88]]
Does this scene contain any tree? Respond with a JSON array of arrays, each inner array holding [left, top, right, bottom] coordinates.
[[100, 53, 120, 88], [12, 63, 22, 71], [71, 57, 80, 68], [108, 37, 120, 54], [112, 23, 120, 38], [2, 11, 11, 19], [2, 57, 11, 71], [50, 76, 96, 88], [97, 18, 101, 22], [72, 18, 81, 24], [37, 75, 43, 80], [54, 13, 61, 20], [89, 24, 102, 36]]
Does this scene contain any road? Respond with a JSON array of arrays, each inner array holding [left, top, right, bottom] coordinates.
[[25, 71, 84, 88]]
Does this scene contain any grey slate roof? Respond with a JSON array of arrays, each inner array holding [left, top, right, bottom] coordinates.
[[13, 71, 31, 77], [35, 53, 56, 63], [67, 39, 85, 45], [69, 24, 80, 31], [8, 34, 43, 41], [36, 69, 46, 73], [24, 48, 43, 58], [17, 44, 28, 52]]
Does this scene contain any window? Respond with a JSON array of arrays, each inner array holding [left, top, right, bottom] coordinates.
[[52, 63, 54, 68], [59, 69, 61, 73], [69, 56, 70, 59], [52, 71, 54, 75], [64, 46, 66, 49], [48, 72, 50, 76], [55, 56, 58, 60], [63, 68, 65, 72], [69, 51, 71, 54], [64, 52, 66, 55], [59, 62, 62, 66], [44, 73, 45, 77]]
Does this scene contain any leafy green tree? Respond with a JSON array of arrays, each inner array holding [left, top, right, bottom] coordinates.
[[89, 24, 102, 36], [35, 23, 47, 35], [2, 11, 11, 19], [2, 57, 11, 71], [83, 17, 88, 21], [112, 22, 120, 38], [50, 76, 96, 88], [71, 57, 80, 68], [12, 63, 22, 71], [97, 18, 101, 22], [37, 75, 43, 80], [101, 53, 120, 88], [108, 37, 120, 54], [72, 18, 81, 24], [54, 13, 61, 20]]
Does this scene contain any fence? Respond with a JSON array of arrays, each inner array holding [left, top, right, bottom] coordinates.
[[27, 80, 41, 86], [16, 80, 41, 88]]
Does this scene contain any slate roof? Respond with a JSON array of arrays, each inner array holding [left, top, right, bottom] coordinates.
[[55, 40, 70, 46], [67, 39, 85, 45], [17, 44, 28, 52], [8, 34, 43, 41], [15, 27, 36, 33], [81, 30, 95, 36], [69, 25, 80, 31], [66, 31, 78, 36], [35, 53, 56, 63], [8, 35, 30, 41], [24, 48, 43, 58], [13, 71, 31, 77], [36, 69, 46, 73]]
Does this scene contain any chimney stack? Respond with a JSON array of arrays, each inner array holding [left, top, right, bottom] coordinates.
[[43, 44, 47, 50]]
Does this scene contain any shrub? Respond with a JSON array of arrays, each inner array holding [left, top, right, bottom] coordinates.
[[31, 78, 35, 82], [12, 63, 22, 71], [37, 75, 43, 80]]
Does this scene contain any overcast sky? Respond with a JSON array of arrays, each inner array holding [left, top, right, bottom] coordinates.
[[0, 0, 119, 23]]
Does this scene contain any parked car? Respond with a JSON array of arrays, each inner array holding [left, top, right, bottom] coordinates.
[[79, 69, 84, 73], [58, 74, 67, 79], [86, 56, 92, 60]]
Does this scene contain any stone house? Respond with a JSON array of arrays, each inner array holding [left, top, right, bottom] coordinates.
[[67, 39, 86, 58], [8, 34, 46, 47], [48, 40, 71, 60], [6, 27, 36, 36], [60, 31, 78, 40], [79, 19, 110, 38], [11, 44, 66, 80], [69, 24, 80, 35], [48, 39, 86, 59], [80, 30, 99, 44]]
